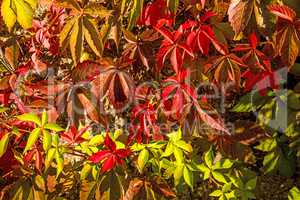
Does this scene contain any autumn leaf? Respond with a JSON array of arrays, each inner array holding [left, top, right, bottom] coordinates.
[[268, 4, 300, 67], [59, 1, 110, 64], [228, 0, 266, 36], [1, 0, 37, 31], [204, 53, 246, 87], [90, 134, 131, 173], [91, 58, 135, 110]]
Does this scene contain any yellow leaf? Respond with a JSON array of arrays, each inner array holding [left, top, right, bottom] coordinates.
[[24, 0, 37, 9], [83, 17, 103, 57], [14, 0, 34, 29], [69, 17, 83, 64], [1, 0, 17, 31], [59, 17, 77, 48]]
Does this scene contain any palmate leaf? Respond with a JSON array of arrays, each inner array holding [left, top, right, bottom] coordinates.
[[61, 16, 104, 64], [204, 53, 246, 87], [268, 4, 300, 67], [228, 0, 266, 36], [1, 0, 37, 31], [82, 17, 104, 57], [91, 59, 135, 110], [59, 2, 110, 64]]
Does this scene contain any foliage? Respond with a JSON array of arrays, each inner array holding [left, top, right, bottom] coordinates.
[[0, 0, 300, 199]]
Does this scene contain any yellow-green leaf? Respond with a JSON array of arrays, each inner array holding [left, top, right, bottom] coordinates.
[[137, 148, 149, 173], [24, 128, 41, 153], [17, 113, 41, 126], [55, 150, 64, 176], [43, 130, 52, 152], [45, 148, 56, 169], [183, 166, 194, 189], [0, 133, 10, 157], [44, 123, 64, 132], [81, 163, 92, 180], [174, 164, 183, 186]]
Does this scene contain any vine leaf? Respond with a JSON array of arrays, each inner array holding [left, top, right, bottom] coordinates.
[[1, 0, 37, 31], [268, 4, 300, 67], [228, 0, 266, 36], [59, 2, 111, 64]]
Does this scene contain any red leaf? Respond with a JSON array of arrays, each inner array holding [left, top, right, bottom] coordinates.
[[89, 150, 111, 163], [104, 134, 116, 151], [170, 47, 182, 73], [115, 149, 131, 158], [248, 32, 258, 48], [154, 26, 174, 44], [268, 4, 296, 22], [200, 11, 217, 23], [101, 156, 116, 173]]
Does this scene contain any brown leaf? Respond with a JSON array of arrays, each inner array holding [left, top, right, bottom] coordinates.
[[77, 92, 108, 127], [274, 21, 300, 67], [233, 120, 269, 145], [228, 0, 266, 35], [122, 179, 144, 200]]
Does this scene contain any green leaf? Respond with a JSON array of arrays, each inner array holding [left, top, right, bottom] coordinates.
[[222, 183, 232, 193], [45, 148, 56, 169], [81, 163, 92, 180], [229, 176, 243, 188], [288, 186, 300, 200], [212, 171, 228, 184], [23, 128, 41, 153], [128, 0, 144, 30], [204, 147, 214, 168], [168, 128, 182, 141], [42, 130, 52, 152], [82, 17, 103, 57], [245, 177, 257, 190], [263, 151, 280, 174], [52, 134, 59, 147], [198, 163, 211, 180], [44, 123, 64, 132], [175, 140, 192, 153], [161, 142, 174, 157], [210, 190, 223, 197], [232, 90, 271, 112], [183, 166, 194, 189], [55, 150, 64, 176], [41, 110, 48, 126], [89, 135, 104, 146], [137, 148, 149, 173], [255, 138, 277, 152], [213, 159, 233, 170], [174, 147, 184, 163], [174, 164, 183, 186], [17, 113, 41, 126], [0, 133, 10, 158]]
